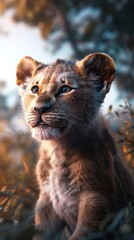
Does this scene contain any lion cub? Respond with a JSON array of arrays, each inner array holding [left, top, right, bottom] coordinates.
[[16, 53, 134, 240]]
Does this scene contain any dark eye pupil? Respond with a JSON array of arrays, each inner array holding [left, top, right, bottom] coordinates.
[[31, 85, 39, 94], [61, 86, 70, 93]]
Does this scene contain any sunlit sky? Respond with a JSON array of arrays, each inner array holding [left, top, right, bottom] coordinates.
[[0, 10, 120, 111]]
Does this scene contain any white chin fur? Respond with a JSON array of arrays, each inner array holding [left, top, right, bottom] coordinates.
[[31, 125, 63, 141]]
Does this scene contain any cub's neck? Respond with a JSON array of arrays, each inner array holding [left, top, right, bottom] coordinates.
[[40, 114, 110, 155]]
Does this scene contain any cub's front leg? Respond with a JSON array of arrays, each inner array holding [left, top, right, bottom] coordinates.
[[69, 192, 109, 240], [33, 193, 64, 240]]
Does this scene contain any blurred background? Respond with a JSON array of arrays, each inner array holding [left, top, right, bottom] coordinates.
[[0, 0, 134, 239]]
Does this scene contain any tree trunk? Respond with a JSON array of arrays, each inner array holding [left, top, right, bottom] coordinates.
[[53, 1, 83, 59]]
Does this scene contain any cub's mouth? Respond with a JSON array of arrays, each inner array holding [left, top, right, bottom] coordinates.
[[34, 119, 50, 127], [27, 114, 67, 140], [33, 122, 65, 140]]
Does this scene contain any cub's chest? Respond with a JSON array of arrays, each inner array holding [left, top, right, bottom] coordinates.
[[43, 162, 79, 219], [41, 144, 89, 218]]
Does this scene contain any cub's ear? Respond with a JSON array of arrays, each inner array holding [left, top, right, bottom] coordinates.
[[76, 53, 115, 94], [16, 56, 40, 85]]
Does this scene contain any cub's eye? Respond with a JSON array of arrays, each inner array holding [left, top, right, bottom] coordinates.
[[31, 85, 39, 94], [59, 85, 72, 95]]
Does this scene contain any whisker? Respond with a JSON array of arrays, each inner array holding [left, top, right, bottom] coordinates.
[[45, 114, 82, 127], [47, 112, 83, 122], [67, 114, 83, 122]]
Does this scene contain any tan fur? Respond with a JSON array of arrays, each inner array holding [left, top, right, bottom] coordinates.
[[16, 53, 134, 240]]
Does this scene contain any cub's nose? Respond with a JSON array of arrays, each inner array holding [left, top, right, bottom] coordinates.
[[34, 102, 52, 114]]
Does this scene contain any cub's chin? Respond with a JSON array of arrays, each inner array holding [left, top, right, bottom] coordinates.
[[31, 124, 65, 141]]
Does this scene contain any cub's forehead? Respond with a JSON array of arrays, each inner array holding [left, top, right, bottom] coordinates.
[[33, 59, 79, 86]]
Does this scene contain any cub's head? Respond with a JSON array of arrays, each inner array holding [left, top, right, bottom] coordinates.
[[16, 53, 115, 140]]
